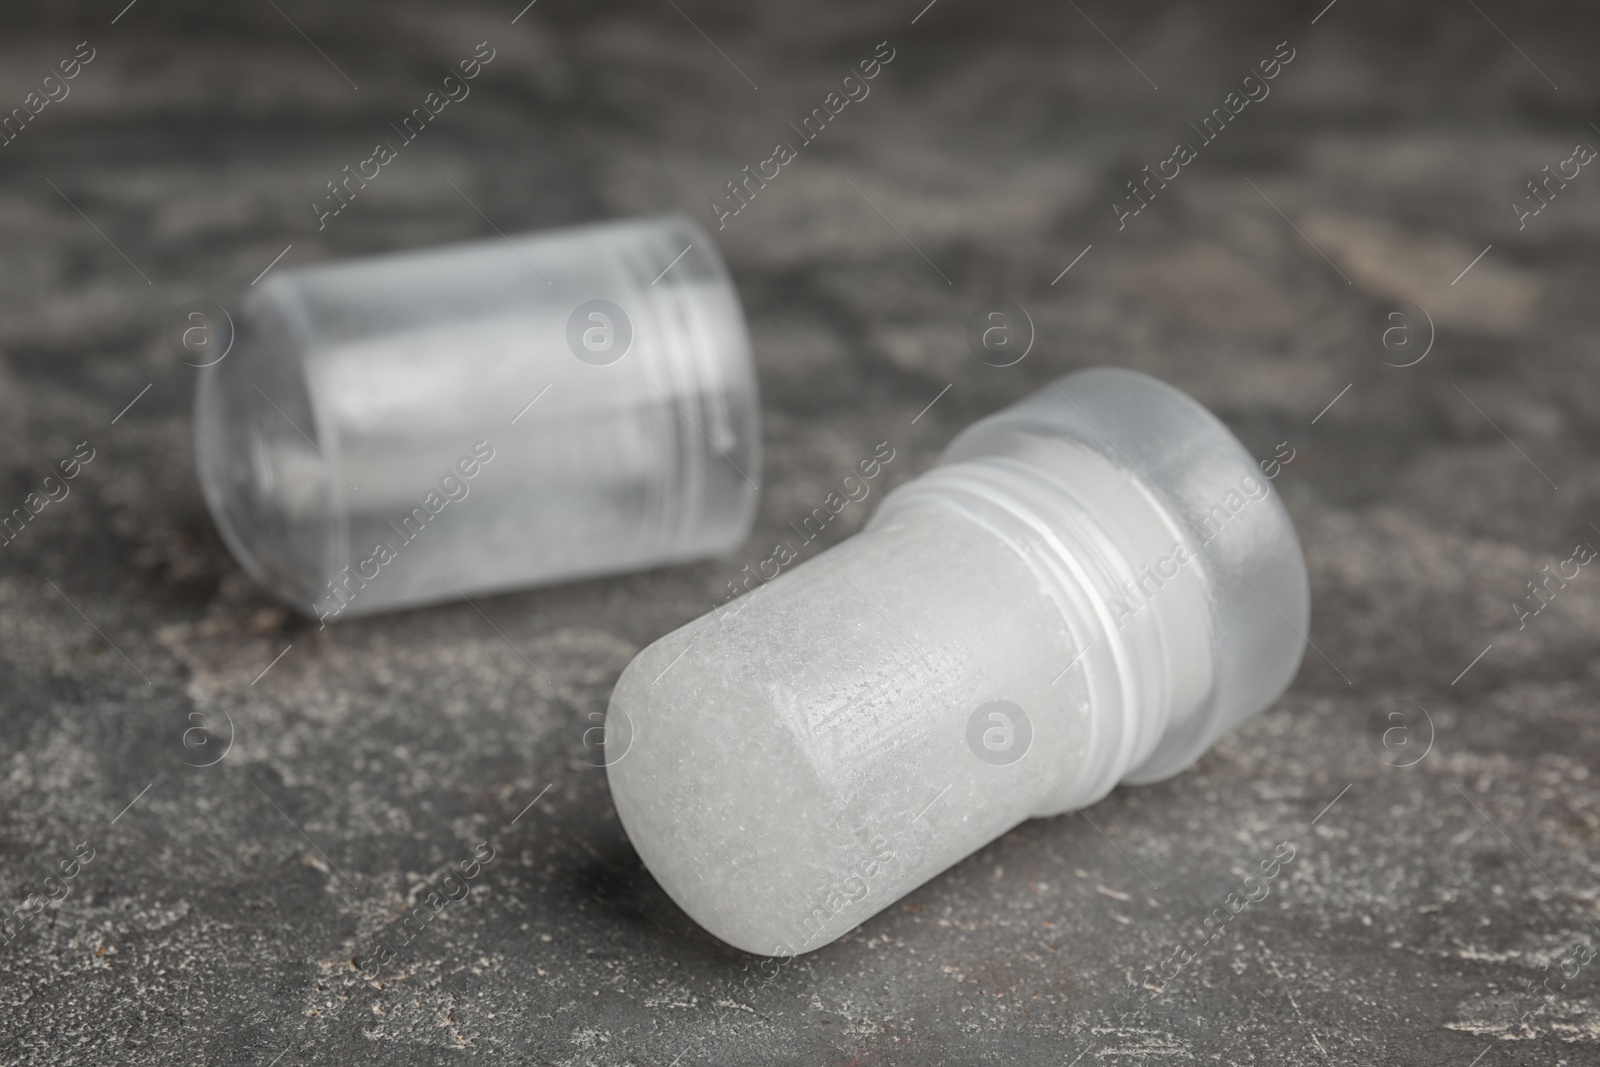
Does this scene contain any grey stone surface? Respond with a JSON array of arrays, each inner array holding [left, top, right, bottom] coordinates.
[[2, 1, 1599, 1063]]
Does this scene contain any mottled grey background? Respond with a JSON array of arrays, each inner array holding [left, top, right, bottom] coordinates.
[[2, 0, 1598, 1064]]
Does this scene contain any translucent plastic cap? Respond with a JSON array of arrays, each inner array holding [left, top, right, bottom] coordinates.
[[941, 367, 1310, 783], [193, 215, 760, 620]]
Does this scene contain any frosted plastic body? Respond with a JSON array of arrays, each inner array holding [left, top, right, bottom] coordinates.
[[194, 215, 759, 620], [606, 368, 1309, 955]]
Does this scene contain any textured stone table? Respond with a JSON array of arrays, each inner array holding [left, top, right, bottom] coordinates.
[[2, 1, 1598, 1063]]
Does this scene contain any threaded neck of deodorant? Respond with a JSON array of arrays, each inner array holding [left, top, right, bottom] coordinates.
[[871, 443, 1208, 812]]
